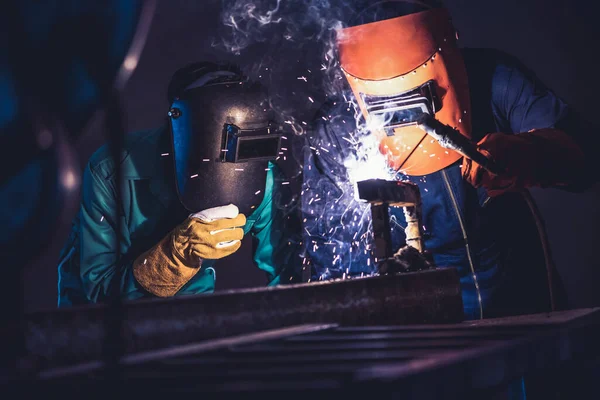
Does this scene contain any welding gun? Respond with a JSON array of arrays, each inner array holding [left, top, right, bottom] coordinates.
[[416, 114, 507, 176]]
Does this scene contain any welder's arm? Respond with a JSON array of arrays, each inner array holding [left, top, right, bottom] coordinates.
[[462, 58, 595, 197], [249, 162, 303, 285], [78, 164, 149, 303], [462, 128, 586, 197], [132, 206, 245, 297]]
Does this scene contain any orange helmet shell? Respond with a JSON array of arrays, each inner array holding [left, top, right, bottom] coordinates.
[[337, 7, 471, 176]]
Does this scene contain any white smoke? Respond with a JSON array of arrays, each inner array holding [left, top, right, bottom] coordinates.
[[213, 0, 403, 279]]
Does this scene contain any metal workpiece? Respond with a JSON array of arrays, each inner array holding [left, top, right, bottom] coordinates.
[[27, 308, 600, 399], [357, 179, 428, 270], [21, 268, 463, 376]]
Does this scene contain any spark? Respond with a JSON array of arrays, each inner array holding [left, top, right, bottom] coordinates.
[[282, 181, 290, 185], [297, 76, 307, 82], [203, 159, 210, 162], [281, 147, 288, 151], [100, 215, 104, 222], [255, 190, 261, 195], [235, 168, 244, 171], [281, 136, 288, 139], [161, 153, 169, 156], [190, 174, 199, 178], [308, 97, 314, 103], [144, 259, 147, 265]]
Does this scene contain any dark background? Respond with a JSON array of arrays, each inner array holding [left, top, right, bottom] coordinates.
[[24, 0, 600, 312]]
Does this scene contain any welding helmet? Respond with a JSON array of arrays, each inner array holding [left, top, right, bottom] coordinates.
[[167, 62, 282, 215], [337, 1, 471, 175]]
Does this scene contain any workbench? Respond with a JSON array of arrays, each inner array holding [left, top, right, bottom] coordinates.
[[5, 269, 600, 399]]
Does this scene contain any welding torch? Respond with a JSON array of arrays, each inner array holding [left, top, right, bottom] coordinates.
[[416, 114, 507, 175]]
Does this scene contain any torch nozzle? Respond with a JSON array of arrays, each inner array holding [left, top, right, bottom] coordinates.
[[416, 114, 506, 175]]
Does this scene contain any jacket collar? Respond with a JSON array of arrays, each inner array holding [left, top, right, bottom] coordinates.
[[120, 125, 175, 208], [120, 126, 170, 179]]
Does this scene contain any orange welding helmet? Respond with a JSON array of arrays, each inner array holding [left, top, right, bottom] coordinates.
[[337, 1, 471, 176]]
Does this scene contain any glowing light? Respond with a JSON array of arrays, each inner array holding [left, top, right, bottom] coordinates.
[[62, 170, 77, 190], [123, 56, 138, 71]]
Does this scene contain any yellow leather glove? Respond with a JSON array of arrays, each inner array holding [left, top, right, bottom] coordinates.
[[172, 213, 246, 261], [133, 205, 246, 297]]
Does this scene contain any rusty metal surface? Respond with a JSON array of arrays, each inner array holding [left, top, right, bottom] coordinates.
[[28, 308, 600, 399], [17, 268, 463, 374]]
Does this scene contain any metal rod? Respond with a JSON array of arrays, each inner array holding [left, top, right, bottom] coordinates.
[[417, 114, 506, 175]]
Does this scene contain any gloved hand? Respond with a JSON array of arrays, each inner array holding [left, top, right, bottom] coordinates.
[[173, 204, 246, 262], [133, 204, 246, 297], [462, 129, 586, 197]]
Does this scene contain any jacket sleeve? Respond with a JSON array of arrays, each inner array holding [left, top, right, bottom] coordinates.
[[78, 162, 147, 303], [250, 161, 303, 285], [301, 103, 374, 280], [497, 54, 597, 190]]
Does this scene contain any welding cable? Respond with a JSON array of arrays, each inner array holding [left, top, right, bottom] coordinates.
[[521, 190, 558, 312]]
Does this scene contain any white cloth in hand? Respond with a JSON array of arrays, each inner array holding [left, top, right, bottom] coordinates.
[[190, 204, 241, 248]]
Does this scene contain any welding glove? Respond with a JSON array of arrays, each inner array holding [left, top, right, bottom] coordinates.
[[461, 128, 586, 197], [133, 204, 246, 297]]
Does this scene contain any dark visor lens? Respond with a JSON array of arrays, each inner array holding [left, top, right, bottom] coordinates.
[[222, 124, 282, 163]]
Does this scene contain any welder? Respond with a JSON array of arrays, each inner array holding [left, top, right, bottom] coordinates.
[[57, 61, 299, 306], [302, 0, 596, 320]]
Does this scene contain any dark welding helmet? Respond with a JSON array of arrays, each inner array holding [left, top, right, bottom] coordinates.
[[167, 64, 282, 215]]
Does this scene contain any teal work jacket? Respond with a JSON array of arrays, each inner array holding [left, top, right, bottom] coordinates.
[[57, 127, 297, 307]]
